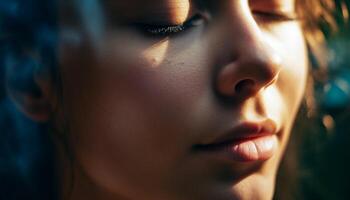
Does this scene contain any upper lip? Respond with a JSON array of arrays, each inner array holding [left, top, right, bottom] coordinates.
[[196, 119, 277, 148]]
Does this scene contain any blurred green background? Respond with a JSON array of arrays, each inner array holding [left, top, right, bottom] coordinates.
[[278, 1, 350, 199]]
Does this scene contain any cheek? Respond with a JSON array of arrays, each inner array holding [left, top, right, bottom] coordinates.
[[266, 23, 308, 119], [256, 24, 308, 148], [57, 33, 212, 196], [279, 30, 308, 116], [269, 24, 308, 147]]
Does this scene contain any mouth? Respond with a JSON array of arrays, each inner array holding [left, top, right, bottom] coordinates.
[[193, 119, 279, 162]]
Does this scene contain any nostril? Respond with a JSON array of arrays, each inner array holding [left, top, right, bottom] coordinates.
[[234, 79, 256, 94]]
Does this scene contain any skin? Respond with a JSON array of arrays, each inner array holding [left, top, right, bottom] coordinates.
[[53, 0, 308, 199]]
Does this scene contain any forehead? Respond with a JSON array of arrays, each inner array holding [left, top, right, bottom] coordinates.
[[60, 0, 297, 24], [104, 0, 190, 9], [102, 0, 295, 19], [102, 0, 296, 10], [102, 0, 192, 23]]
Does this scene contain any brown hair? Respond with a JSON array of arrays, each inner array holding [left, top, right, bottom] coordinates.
[[274, 1, 342, 199]]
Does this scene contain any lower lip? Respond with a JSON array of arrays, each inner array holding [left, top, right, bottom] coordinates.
[[230, 135, 278, 162], [198, 135, 278, 163]]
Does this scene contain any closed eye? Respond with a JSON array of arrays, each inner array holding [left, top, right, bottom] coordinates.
[[132, 14, 205, 37], [252, 10, 299, 22]]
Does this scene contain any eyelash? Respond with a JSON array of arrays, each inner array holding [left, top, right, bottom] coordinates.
[[133, 14, 204, 37], [134, 11, 298, 37], [252, 11, 299, 22]]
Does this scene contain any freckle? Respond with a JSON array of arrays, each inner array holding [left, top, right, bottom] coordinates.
[[148, 57, 163, 68], [151, 57, 158, 64]]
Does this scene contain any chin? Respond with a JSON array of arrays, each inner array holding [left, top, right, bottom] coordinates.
[[206, 173, 276, 200], [230, 176, 275, 200], [171, 174, 276, 200]]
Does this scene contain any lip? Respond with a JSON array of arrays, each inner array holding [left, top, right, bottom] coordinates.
[[193, 119, 279, 162]]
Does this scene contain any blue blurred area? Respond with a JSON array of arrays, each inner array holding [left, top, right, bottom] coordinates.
[[323, 37, 350, 110], [0, 99, 56, 200], [0, 1, 57, 199], [299, 6, 350, 197]]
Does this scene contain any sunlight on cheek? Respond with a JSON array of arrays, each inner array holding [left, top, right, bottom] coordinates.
[[141, 40, 170, 68]]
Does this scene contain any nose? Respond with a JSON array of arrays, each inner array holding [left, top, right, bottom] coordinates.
[[216, 44, 282, 100], [214, 3, 282, 101]]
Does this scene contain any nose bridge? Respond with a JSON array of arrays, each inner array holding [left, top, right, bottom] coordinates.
[[225, 0, 281, 73], [222, 0, 262, 46], [215, 1, 282, 98]]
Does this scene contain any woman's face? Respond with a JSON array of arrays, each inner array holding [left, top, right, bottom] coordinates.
[[57, 0, 307, 199]]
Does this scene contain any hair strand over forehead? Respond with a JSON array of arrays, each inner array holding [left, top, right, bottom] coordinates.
[[297, 0, 338, 70]]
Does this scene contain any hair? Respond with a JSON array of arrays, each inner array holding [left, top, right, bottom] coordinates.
[[275, 1, 344, 199], [0, 0, 340, 199]]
